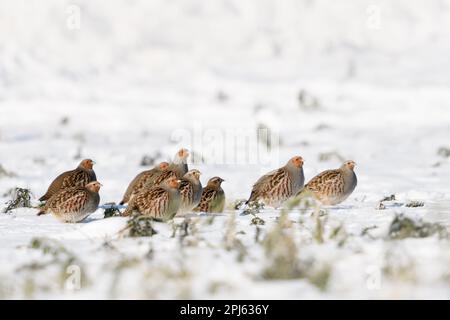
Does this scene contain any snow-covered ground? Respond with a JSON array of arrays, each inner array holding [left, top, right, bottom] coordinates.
[[0, 0, 450, 299]]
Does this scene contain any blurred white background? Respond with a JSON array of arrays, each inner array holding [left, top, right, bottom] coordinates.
[[1, 0, 450, 100]]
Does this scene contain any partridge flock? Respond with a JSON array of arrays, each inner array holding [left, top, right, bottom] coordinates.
[[36, 149, 357, 223]]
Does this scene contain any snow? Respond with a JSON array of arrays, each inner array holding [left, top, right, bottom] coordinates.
[[0, 0, 450, 299]]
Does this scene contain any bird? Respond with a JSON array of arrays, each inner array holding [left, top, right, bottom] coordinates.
[[177, 169, 202, 215], [299, 160, 357, 205], [37, 181, 102, 223], [119, 162, 170, 205], [194, 177, 225, 213], [144, 148, 189, 189], [39, 159, 97, 202], [170, 148, 189, 178], [246, 156, 304, 208], [122, 177, 181, 222]]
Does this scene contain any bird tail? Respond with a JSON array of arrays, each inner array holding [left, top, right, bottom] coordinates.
[[245, 191, 258, 205], [37, 210, 46, 216]]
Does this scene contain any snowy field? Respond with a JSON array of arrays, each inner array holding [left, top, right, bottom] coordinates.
[[0, 0, 450, 299]]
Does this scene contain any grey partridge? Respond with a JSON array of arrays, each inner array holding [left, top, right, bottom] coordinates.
[[300, 160, 357, 205], [194, 177, 225, 213], [37, 181, 102, 223], [123, 177, 181, 222], [177, 169, 202, 215], [247, 156, 304, 208], [39, 159, 97, 202]]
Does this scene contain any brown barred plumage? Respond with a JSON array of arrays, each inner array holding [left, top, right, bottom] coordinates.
[[150, 169, 178, 187], [142, 149, 189, 190], [301, 160, 357, 205], [194, 177, 225, 213], [247, 156, 304, 208], [37, 181, 102, 223], [123, 177, 181, 221], [177, 169, 202, 215], [39, 159, 97, 202], [119, 162, 169, 205]]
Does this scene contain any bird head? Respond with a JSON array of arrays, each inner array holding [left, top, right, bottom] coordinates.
[[176, 148, 189, 160], [166, 177, 181, 189], [342, 160, 356, 170], [86, 181, 102, 193], [290, 156, 304, 168], [185, 169, 201, 181], [79, 159, 95, 170], [208, 176, 225, 187], [158, 162, 170, 171]]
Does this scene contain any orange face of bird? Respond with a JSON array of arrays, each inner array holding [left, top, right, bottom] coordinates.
[[80, 159, 95, 170], [86, 181, 102, 192], [291, 156, 304, 168], [159, 162, 170, 171], [344, 160, 356, 170], [177, 148, 189, 160], [167, 177, 181, 189]]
